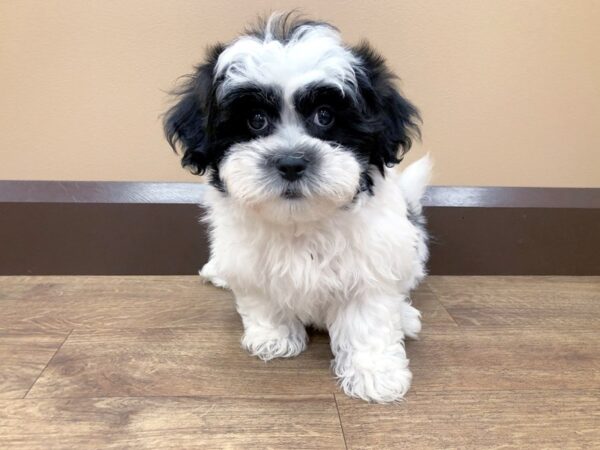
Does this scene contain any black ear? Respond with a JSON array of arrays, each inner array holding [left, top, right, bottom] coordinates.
[[352, 42, 421, 172], [378, 84, 421, 167], [163, 45, 224, 175]]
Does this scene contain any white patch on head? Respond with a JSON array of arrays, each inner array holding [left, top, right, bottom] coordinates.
[[214, 14, 362, 102]]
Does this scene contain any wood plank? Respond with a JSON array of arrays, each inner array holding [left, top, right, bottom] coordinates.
[[0, 276, 453, 332], [412, 282, 457, 327], [0, 330, 68, 399], [0, 396, 345, 449], [407, 328, 600, 391], [0, 276, 239, 332], [28, 326, 599, 400], [26, 326, 337, 399], [428, 276, 600, 328], [3, 275, 599, 447], [336, 390, 600, 449]]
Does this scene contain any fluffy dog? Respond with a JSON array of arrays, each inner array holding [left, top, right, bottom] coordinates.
[[164, 13, 431, 403]]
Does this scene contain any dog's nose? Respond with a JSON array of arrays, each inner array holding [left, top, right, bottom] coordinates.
[[276, 156, 307, 182]]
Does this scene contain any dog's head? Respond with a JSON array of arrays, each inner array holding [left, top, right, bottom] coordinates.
[[165, 13, 419, 224]]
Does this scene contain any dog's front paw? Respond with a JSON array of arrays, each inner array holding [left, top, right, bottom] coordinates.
[[199, 260, 229, 289], [333, 352, 412, 403], [242, 324, 307, 361], [400, 302, 422, 339]]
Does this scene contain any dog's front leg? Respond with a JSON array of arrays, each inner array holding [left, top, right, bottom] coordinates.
[[235, 292, 307, 361], [329, 294, 412, 403]]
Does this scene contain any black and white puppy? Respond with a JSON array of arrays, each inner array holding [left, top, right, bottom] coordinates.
[[164, 13, 432, 403]]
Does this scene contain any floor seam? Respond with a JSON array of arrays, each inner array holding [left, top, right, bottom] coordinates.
[[427, 283, 461, 328], [440, 303, 461, 327], [22, 329, 73, 399], [9, 388, 600, 402], [334, 393, 349, 450]]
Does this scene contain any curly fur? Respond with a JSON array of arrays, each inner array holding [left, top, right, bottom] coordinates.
[[165, 12, 430, 403]]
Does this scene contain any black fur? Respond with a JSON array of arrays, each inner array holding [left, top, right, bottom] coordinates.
[[350, 41, 421, 172], [163, 44, 224, 176]]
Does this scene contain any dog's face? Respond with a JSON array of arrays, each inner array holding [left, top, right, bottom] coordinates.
[[165, 14, 419, 224]]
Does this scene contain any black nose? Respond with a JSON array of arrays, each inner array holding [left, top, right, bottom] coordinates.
[[276, 156, 307, 182]]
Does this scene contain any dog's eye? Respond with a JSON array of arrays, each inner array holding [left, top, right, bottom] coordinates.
[[247, 110, 269, 132], [313, 107, 334, 128]]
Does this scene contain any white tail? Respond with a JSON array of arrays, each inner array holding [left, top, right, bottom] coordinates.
[[400, 154, 433, 215]]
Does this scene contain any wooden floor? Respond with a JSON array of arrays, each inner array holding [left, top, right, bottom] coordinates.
[[0, 276, 598, 449]]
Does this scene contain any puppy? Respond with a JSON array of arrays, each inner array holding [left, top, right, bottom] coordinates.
[[164, 13, 431, 403]]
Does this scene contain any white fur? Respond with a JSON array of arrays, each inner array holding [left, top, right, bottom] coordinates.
[[215, 17, 361, 102], [401, 153, 433, 215], [198, 258, 229, 289], [201, 156, 432, 403]]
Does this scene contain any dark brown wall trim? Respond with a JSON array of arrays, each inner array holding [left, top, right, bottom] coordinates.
[[2, 180, 598, 208], [1, 181, 598, 275], [0, 180, 207, 204], [424, 186, 599, 209]]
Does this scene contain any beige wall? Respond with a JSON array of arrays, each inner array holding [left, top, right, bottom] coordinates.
[[1, 0, 599, 187]]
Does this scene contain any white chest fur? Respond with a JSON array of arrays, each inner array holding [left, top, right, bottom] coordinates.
[[203, 169, 427, 325]]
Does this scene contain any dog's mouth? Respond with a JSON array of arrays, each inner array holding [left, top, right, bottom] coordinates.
[[282, 187, 303, 199]]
